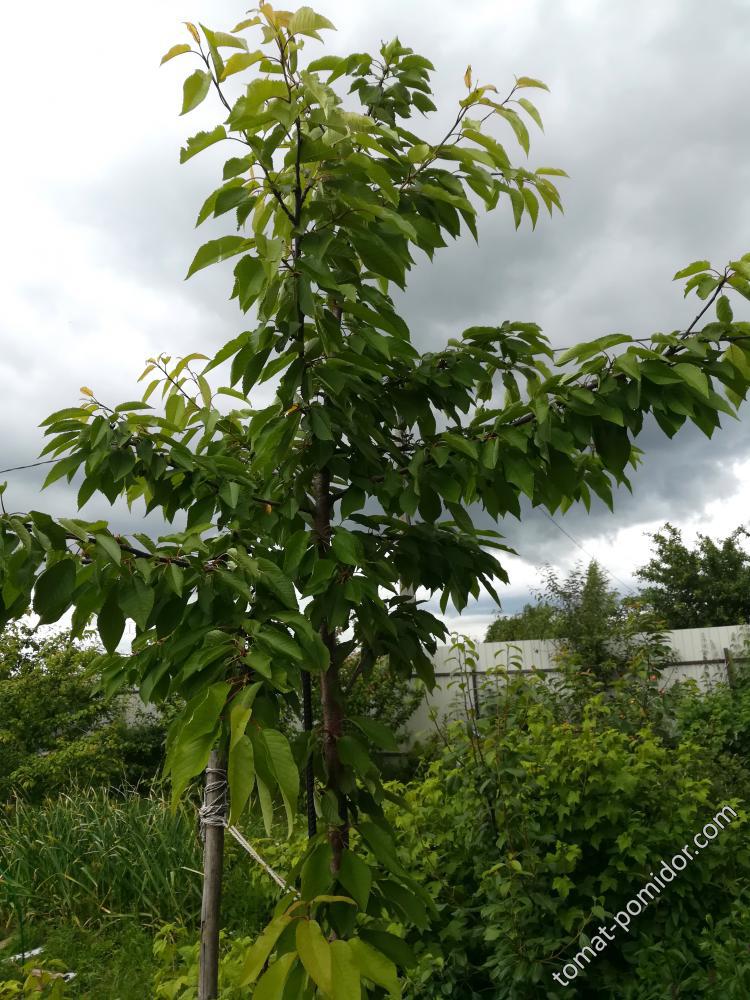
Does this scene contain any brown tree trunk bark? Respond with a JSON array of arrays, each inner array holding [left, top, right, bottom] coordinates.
[[199, 751, 225, 999], [312, 467, 347, 873]]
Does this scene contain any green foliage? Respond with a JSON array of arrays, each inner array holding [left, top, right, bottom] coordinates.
[[484, 600, 557, 642], [0, 624, 166, 802], [486, 561, 672, 686], [0, 1, 749, 993], [0, 920, 157, 1000], [390, 667, 750, 998], [672, 655, 750, 798], [636, 522, 750, 628]]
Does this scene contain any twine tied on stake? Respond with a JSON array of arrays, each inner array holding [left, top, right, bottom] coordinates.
[[198, 763, 299, 897]]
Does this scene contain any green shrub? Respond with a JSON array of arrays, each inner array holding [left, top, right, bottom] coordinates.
[[390, 678, 750, 998]]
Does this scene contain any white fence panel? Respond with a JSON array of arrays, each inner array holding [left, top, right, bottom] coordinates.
[[405, 624, 749, 744]]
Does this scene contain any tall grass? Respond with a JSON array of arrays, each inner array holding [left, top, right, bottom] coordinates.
[[0, 786, 287, 937], [0, 787, 201, 928]]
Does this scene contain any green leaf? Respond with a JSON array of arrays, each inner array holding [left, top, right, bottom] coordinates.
[[119, 576, 154, 630], [180, 126, 227, 163], [239, 915, 293, 986], [557, 333, 632, 367], [498, 108, 530, 154], [256, 559, 298, 610], [33, 559, 76, 623], [288, 7, 336, 37], [98, 590, 126, 654], [331, 528, 362, 566], [95, 533, 122, 566], [674, 362, 710, 399], [161, 43, 192, 65], [296, 919, 332, 995], [359, 931, 416, 970], [716, 294, 733, 323], [254, 953, 297, 1000], [263, 729, 300, 836], [180, 69, 211, 115], [521, 187, 539, 228], [220, 51, 264, 80], [515, 76, 549, 91], [442, 432, 478, 460], [186, 237, 253, 278], [348, 939, 401, 998], [673, 260, 710, 280], [331, 940, 361, 1000], [350, 716, 398, 751], [406, 143, 430, 163], [517, 97, 543, 130], [228, 734, 255, 825], [166, 683, 229, 806], [301, 842, 334, 900], [338, 850, 372, 910]]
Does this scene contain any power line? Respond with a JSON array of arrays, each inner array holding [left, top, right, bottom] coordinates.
[[0, 459, 56, 475], [541, 510, 636, 594]]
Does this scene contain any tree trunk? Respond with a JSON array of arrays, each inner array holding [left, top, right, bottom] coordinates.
[[199, 751, 226, 1000], [312, 467, 347, 873], [302, 670, 317, 837]]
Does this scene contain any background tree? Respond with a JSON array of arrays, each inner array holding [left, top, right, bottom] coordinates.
[[0, 623, 167, 801], [485, 600, 557, 642], [0, 4, 749, 996], [636, 522, 750, 628], [486, 560, 671, 682]]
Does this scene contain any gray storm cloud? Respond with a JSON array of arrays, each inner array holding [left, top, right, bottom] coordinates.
[[1, 0, 748, 632]]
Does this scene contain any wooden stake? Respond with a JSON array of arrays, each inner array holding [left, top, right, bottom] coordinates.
[[199, 751, 226, 1000]]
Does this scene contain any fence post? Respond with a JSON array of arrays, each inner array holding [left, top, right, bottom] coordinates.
[[199, 750, 226, 1000], [724, 647, 737, 690]]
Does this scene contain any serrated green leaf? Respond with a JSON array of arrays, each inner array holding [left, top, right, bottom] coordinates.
[[33, 559, 76, 624], [98, 589, 125, 654], [331, 940, 361, 1000], [515, 76, 549, 91], [186, 236, 253, 278], [180, 126, 226, 163], [165, 683, 229, 806], [338, 850, 372, 910], [296, 919, 332, 995], [181, 69, 211, 115], [674, 362, 710, 399], [349, 939, 401, 998], [220, 50, 264, 80], [228, 734, 255, 825], [95, 533, 122, 566], [254, 953, 296, 1000], [239, 914, 293, 986], [119, 575, 154, 629], [161, 43, 192, 65], [673, 260, 710, 280], [263, 729, 299, 836]]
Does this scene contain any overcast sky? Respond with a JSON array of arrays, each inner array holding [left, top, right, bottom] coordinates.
[[2, 0, 748, 639]]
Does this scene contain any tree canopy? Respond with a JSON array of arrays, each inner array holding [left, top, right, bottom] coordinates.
[[1, 3, 749, 995], [636, 523, 750, 629]]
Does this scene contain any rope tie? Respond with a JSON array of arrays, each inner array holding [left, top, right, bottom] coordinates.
[[198, 765, 299, 898]]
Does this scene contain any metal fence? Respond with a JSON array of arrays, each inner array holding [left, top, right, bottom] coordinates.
[[405, 624, 750, 743]]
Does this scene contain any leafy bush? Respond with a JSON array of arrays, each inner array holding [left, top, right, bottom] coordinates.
[[389, 673, 750, 998]]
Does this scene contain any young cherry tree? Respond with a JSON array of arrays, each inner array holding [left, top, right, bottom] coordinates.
[[2, 3, 750, 996]]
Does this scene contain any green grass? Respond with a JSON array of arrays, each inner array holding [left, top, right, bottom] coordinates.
[[0, 787, 202, 928], [0, 919, 155, 999], [0, 786, 295, 996]]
